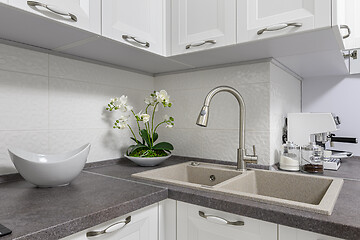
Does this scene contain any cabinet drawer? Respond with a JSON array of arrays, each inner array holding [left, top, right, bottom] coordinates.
[[9, 0, 101, 34], [61, 203, 158, 240], [177, 201, 277, 240], [279, 225, 343, 240]]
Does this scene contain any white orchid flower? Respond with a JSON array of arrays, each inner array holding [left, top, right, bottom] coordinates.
[[113, 95, 133, 112], [145, 96, 157, 105], [164, 114, 170, 121], [140, 113, 150, 123], [156, 90, 170, 104]]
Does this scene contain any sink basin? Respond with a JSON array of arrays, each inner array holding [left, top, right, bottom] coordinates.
[[8, 143, 91, 187], [133, 162, 343, 215], [218, 169, 343, 215], [132, 162, 241, 187]]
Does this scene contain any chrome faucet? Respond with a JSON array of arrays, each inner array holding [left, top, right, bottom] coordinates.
[[196, 86, 258, 171]]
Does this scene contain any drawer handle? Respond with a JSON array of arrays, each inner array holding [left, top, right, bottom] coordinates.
[[27, 1, 77, 22], [186, 40, 216, 49], [340, 25, 351, 39], [122, 35, 150, 48], [86, 216, 131, 238], [198, 211, 244, 226], [257, 23, 302, 35]]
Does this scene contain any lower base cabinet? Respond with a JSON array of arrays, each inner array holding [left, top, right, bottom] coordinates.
[[61, 203, 158, 240], [61, 200, 344, 240], [177, 201, 277, 240], [279, 225, 343, 240]]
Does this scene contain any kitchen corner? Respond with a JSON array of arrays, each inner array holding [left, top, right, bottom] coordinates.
[[0, 156, 360, 240]]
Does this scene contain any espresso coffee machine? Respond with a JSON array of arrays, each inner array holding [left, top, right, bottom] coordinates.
[[286, 113, 357, 170]]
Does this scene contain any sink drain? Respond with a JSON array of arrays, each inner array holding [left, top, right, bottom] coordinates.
[[209, 175, 216, 182]]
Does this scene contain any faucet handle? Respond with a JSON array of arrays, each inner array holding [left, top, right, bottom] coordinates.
[[252, 145, 256, 157]]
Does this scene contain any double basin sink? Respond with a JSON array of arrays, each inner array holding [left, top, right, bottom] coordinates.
[[133, 162, 343, 215]]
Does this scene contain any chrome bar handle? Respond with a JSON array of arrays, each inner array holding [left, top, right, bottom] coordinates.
[[257, 23, 302, 35], [340, 25, 351, 39], [86, 216, 131, 237], [27, 1, 77, 22], [199, 211, 244, 226], [186, 40, 216, 49], [122, 35, 150, 48]]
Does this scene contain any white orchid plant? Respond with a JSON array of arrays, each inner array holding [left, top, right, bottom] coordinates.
[[106, 90, 174, 158]]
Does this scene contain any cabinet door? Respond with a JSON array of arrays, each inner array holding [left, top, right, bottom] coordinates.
[[177, 201, 277, 240], [9, 0, 101, 34], [102, 0, 167, 56], [279, 225, 344, 240], [237, 0, 331, 43], [60, 204, 158, 240], [171, 0, 236, 55], [333, 0, 360, 50]]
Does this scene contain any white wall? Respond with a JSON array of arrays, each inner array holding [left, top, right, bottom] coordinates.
[[303, 75, 360, 156], [155, 61, 301, 165], [0, 43, 154, 174]]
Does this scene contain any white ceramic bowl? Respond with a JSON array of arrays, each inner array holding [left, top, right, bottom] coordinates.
[[8, 144, 91, 187], [124, 154, 171, 167]]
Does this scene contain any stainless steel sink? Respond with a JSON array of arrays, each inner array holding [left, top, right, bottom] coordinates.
[[132, 162, 343, 215]]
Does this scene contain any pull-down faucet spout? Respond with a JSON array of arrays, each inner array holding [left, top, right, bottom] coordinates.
[[196, 86, 258, 171]]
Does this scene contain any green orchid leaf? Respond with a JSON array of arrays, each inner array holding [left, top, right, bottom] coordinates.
[[152, 132, 159, 143], [130, 137, 139, 144], [140, 129, 152, 147], [152, 142, 174, 151], [127, 144, 148, 155]]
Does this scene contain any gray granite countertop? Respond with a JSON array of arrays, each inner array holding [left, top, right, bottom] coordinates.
[[0, 171, 167, 240], [86, 156, 360, 240], [1, 156, 360, 240]]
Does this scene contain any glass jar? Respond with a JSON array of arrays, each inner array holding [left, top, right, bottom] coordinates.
[[301, 142, 324, 174], [280, 141, 300, 171]]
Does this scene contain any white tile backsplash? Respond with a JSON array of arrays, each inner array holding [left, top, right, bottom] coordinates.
[[0, 42, 301, 174], [0, 43, 154, 174], [0, 70, 48, 131], [0, 44, 48, 76]]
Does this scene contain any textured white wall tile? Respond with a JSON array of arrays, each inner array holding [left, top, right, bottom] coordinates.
[[157, 128, 204, 159], [0, 43, 48, 76], [157, 82, 269, 131], [49, 77, 149, 130], [0, 131, 48, 174], [269, 63, 301, 164], [49, 55, 154, 90], [48, 129, 132, 163], [0, 70, 49, 130], [155, 62, 270, 91]]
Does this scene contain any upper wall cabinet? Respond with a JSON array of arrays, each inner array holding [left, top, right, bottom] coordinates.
[[333, 0, 360, 50], [237, 0, 331, 43], [102, 0, 168, 56], [9, 0, 101, 35], [171, 0, 236, 56], [0, 0, 7, 4]]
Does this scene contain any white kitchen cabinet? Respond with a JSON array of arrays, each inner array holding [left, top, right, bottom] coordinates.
[[279, 225, 343, 240], [177, 201, 277, 240], [60, 203, 158, 240], [102, 0, 168, 56], [171, 0, 236, 55], [159, 199, 177, 240], [333, 0, 360, 50], [237, 0, 331, 43], [9, 0, 101, 35]]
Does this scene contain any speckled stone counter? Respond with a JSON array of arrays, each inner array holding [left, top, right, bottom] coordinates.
[[86, 156, 360, 240], [0, 171, 167, 240], [1, 155, 360, 240]]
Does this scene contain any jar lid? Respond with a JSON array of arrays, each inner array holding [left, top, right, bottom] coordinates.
[[283, 141, 300, 150], [302, 142, 323, 151]]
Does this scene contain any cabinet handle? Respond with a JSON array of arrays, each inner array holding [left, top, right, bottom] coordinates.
[[86, 216, 131, 238], [340, 25, 351, 39], [27, 1, 77, 22], [198, 211, 244, 226], [257, 23, 302, 35], [186, 40, 216, 49], [122, 35, 150, 48]]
